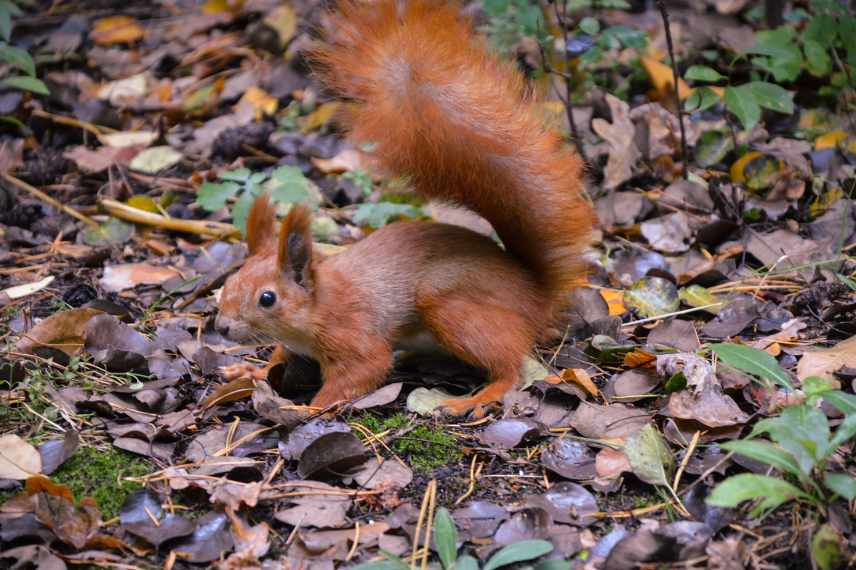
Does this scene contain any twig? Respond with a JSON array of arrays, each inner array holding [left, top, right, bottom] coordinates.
[[2, 173, 100, 229], [655, 0, 688, 180], [621, 302, 725, 327], [552, 2, 585, 159], [99, 198, 241, 240]]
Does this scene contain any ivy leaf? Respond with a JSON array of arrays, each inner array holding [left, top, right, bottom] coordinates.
[[707, 473, 812, 516], [1, 75, 49, 95], [711, 343, 793, 390], [354, 202, 423, 228], [685, 65, 725, 82], [579, 17, 600, 35], [724, 86, 761, 132], [197, 181, 240, 212], [743, 81, 794, 115], [0, 44, 35, 76], [803, 39, 832, 77], [684, 86, 720, 114]]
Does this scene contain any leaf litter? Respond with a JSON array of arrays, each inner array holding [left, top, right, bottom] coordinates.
[[0, 0, 855, 567]]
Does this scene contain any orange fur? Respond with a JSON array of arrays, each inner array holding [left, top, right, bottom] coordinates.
[[216, 0, 592, 416]]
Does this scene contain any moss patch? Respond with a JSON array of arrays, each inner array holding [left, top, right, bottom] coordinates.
[[52, 446, 151, 519], [356, 412, 463, 472]]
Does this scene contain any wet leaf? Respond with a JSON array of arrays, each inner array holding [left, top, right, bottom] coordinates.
[[297, 431, 368, 479], [541, 438, 597, 481], [624, 277, 680, 318], [168, 512, 234, 563]]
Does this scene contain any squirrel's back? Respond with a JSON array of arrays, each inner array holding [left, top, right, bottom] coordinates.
[[311, 0, 592, 309]]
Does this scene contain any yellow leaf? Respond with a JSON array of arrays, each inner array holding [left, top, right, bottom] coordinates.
[[311, 149, 364, 174], [264, 5, 297, 46], [729, 150, 764, 184], [302, 101, 341, 133], [815, 130, 848, 150], [623, 349, 657, 368], [91, 16, 144, 46], [810, 187, 843, 218], [127, 195, 160, 214], [641, 56, 692, 100], [599, 288, 627, 316], [202, 0, 243, 14], [560, 368, 600, 398], [239, 86, 278, 120]]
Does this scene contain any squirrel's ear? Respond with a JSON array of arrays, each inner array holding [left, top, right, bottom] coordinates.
[[246, 194, 277, 255], [277, 204, 314, 289]]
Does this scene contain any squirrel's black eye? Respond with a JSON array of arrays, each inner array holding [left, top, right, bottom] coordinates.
[[258, 291, 276, 308]]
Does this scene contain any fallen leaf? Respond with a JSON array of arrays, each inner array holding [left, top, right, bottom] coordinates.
[[640, 213, 694, 253], [479, 419, 542, 449], [591, 94, 641, 189], [541, 437, 597, 480], [100, 131, 158, 148], [91, 16, 144, 45], [100, 263, 180, 292], [168, 512, 234, 563], [641, 55, 692, 100], [297, 432, 368, 479], [352, 458, 413, 490], [623, 424, 674, 486], [797, 335, 856, 382], [119, 490, 195, 547], [202, 377, 256, 409], [13, 307, 103, 356], [0, 435, 42, 480], [352, 382, 403, 410], [37, 431, 79, 475], [624, 276, 680, 318], [560, 368, 600, 398], [570, 402, 651, 439], [129, 145, 182, 173]]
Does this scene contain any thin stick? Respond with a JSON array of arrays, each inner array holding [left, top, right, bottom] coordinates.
[[421, 480, 438, 570], [655, 0, 688, 180], [621, 302, 724, 327], [2, 173, 100, 229]]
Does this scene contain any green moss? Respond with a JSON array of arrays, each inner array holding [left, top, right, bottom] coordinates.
[[52, 446, 151, 519], [356, 412, 462, 473]]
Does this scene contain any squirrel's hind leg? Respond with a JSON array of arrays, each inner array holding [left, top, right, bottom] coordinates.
[[418, 294, 535, 418]]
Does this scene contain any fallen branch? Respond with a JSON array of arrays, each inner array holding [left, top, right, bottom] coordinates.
[[99, 198, 241, 240]]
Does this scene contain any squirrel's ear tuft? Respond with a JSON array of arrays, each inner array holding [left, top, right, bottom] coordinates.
[[277, 204, 314, 289], [246, 194, 277, 255]]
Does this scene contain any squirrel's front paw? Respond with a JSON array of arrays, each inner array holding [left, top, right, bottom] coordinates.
[[221, 362, 268, 381], [438, 398, 500, 420]]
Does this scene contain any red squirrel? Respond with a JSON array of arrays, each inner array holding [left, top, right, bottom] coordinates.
[[215, 0, 593, 416]]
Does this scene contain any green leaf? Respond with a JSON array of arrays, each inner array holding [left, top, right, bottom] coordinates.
[[82, 218, 135, 247], [803, 39, 832, 77], [720, 440, 804, 479], [456, 555, 480, 570], [743, 81, 794, 115], [534, 561, 572, 570], [197, 181, 240, 212], [711, 343, 793, 390], [433, 508, 458, 570], [684, 87, 720, 114], [678, 284, 722, 313], [804, 15, 837, 48], [1, 75, 49, 95], [751, 406, 830, 472], [822, 390, 856, 416], [219, 168, 253, 182], [601, 25, 647, 50], [0, 44, 35, 75], [724, 86, 761, 132], [827, 414, 856, 457], [579, 17, 599, 35], [354, 202, 423, 228], [624, 424, 674, 486], [0, 0, 13, 42], [268, 165, 310, 205], [232, 187, 258, 236], [685, 65, 725, 82], [802, 376, 836, 401], [484, 540, 554, 570], [811, 524, 845, 570], [707, 473, 812, 515], [745, 28, 803, 82], [823, 472, 856, 500]]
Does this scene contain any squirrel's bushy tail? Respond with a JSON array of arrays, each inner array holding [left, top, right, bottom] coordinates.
[[311, 0, 592, 308]]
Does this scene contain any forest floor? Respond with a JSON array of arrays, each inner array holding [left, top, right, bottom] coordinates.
[[0, 0, 855, 569]]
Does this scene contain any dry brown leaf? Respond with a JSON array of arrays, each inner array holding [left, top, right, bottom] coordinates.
[[100, 263, 181, 293], [796, 335, 856, 381], [591, 95, 640, 190], [560, 368, 600, 399], [0, 435, 43, 480], [14, 307, 103, 356], [203, 377, 256, 409]]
